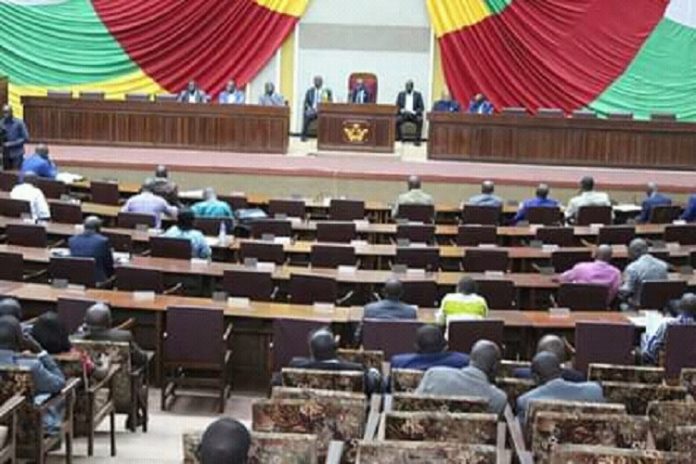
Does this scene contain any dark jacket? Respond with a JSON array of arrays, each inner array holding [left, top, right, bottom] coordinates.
[[396, 91, 425, 115], [288, 357, 380, 394], [68, 232, 114, 284], [639, 193, 672, 223], [390, 351, 470, 370], [349, 86, 371, 104], [512, 366, 586, 383], [303, 87, 331, 112], [364, 299, 417, 320]]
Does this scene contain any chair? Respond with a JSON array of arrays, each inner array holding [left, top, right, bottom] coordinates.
[[396, 204, 435, 223], [574, 322, 635, 374], [607, 112, 634, 120], [502, 107, 528, 116], [396, 224, 435, 244], [475, 279, 516, 309], [103, 231, 133, 253], [0, 394, 23, 464], [649, 205, 683, 224], [456, 225, 497, 246], [218, 194, 248, 210], [47, 90, 72, 99], [335, 349, 384, 372], [154, 94, 178, 102], [597, 225, 635, 245], [115, 267, 168, 293], [588, 364, 664, 384], [0, 198, 30, 217], [527, 206, 562, 225], [6, 223, 48, 248], [281, 368, 364, 393], [571, 109, 598, 119], [557, 283, 609, 310], [316, 221, 356, 243], [0, 172, 18, 191], [665, 325, 696, 379], [271, 319, 327, 372], [537, 108, 564, 118], [34, 178, 67, 199], [0, 252, 24, 281], [288, 274, 341, 305], [664, 225, 696, 245], [536, 227, 575, 247], [49, 200, 82, 224], [384, 411, 497, 444], [250, 219, 292, 238], [648, 401, 696, 452], [50, 256, 97, 287], [400, 280, 438, 307], [601, 382, 686, 415], [79, 91, 105, 100], [348, 72, 378, 102], [463, 249, 508, 272], [395, 246, 440, 271], [448, 319, 504, 354], [357, 441, 496, 463], [390, 392, 488, 413], [150, 236, 192, 260], [461, 205, 502, 225], [391, 369, 425, 393], [193, 217, 232, 236], [239, 241, 285, 264], [222, 269, 276, 302], [310, 244, 356, 268], [125, 93, 150, 102], [551, 250, 592, 273], [161, 306, 232, 413], [362, 320, 423, 358], [329, 199, 365, 221], [90, 181, 121, 205], [550, 444, 688, 463], [57, 297, 98, 333], [638, 280, 687, 310], [268, 199, 305, 218], [576, 206, 612, 226], [117, 212, 156, 229], [651, 113, 677, 121]]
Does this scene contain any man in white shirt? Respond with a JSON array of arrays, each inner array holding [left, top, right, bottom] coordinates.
[[10, 171, 50, 221], [396, 80, 425, 146], [565, 176, 611, 223]]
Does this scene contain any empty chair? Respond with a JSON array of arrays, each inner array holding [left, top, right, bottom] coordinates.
[[90, 181, 121, 205], [456, 225, 497, 247], [462, 249, 508, 272], [572, 110, 597, 119], [272, 319, 327, 371], [576, 206, 612, 226], [607, 112, 634, 120], [401, 280, 438, 307], [250, 219, 292, 238], [79, 91, 105, 100], [461, 205, 501, 225], [0, 198, 30, 217], [536, 227, 575, 247], [49, 256, 97, 287], [34, 178, 67, 199], [150, 236, 192, 260], [651, 112, 677, 121], [7, 223, 47, 247], [193, 217, 232, 236], [268, 199, 305, 218], [597, 226, 635, 245], [649, 205, 683, 224], [310, 244, 356, 268], [239, 241, 285, 264], [575, 322, 635, 373], [396, 204, 435, 224], [0, 252, 25, 281], [557, 283, 609, 310], [527, 206, 562, 226], [665, 325, 696, 379], [475, 279, 516, 309], [218, 194, 248, 210], [0, 172, 19, 191], [396, 224, 435, 244], [125, 93, 151, 102], [362, 320, 423, 358], [395, 246, 440, 271], [329, 199, 365, 221], [47, 90, 72, 99], [117, 212, 156, 229], [448, 319, 504, 353], [664, 225, 696, 245], [103, 231, 132, 253], [316, 221, 356, 243], [154, 94, 178, 102], [115, 267, 166, 292], [639, 280, 687, 310], [49, 201, 82, 224], [57, 297, 98, 333], [502, 107, 528, 116], [551, 250, 592, 273], [536, 108, 564, 117], [289, 274, 339, 305], [222, 269, 276, 301]]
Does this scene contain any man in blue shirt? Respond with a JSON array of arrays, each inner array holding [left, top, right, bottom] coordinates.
[[218, 79, 245, 105], [514, 184, 560, 223], [681, 194, 696, 222], [191, 188, 233, 219], [163, 208, 211, 259], [643, 293, 696, 365], [467, 180, 504, 207], [432, 89, 461, 113], [638, 182, 671, 223], [2, 105, 29, 170], [390, 324, 469, 370], [21, 143, 57, 180], [467, 93, 494, 115]]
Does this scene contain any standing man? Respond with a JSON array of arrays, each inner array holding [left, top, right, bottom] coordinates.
[[177, 80, 208, 103], [349, 78, 371, 104], [468, 93, 494, 114], [149, 165, 180, 207], [301, 76, 332, 142], [432, 89, 460, 113], [258, 82, 285, 106], [68, 216, 114, 285], [396, 80, 425, 146], [218, 79, 245, 105], [2, 104, 29, 170], [21, 143, 57, 180]]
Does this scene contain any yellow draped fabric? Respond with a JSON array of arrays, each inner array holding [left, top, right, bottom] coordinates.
[[255, 0, 310, 17], [426, 0, 493, 38]]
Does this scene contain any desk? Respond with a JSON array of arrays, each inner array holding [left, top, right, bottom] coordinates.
[[428, 113, 696, 170], [317, 103, 397, 153], [21, 97, 290, 154], [0, 77, 7, 107]]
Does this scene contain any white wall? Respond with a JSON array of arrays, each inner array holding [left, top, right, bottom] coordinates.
[[247, 51, 280, 105]]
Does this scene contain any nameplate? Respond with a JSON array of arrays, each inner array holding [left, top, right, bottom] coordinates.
[[529, 240, 543, 249], [542, 244, 560, 253], [391, 264, 408, 275], [529, 225, 541, 234], [256, 262, 276, 273], [228, 297, 251, 309], [288, 217, 303, 225], [667, 242, 681, 251], [273, 236, 291, 245], [230, 191, 246, 197], [20, 213, 33, 223], [274, 213, 288, 220], [395, 218, 409, 225], [477, 243, 497, 249], [651, 240, 667, 250], [212, 291, 228, 303], [133, 291, 155, 302], [190, 258, 209, 266], [66, 284, 87, 293], [679, 266, 694, 276], [322, 197, 332, 207], [50, 247, 70, 257], [396, 238, 410, 247], [261, 233, 275, 242], [313, 302, 335, 312], [338, 265, 357, 275], [135, 224, 149, 232], [548, 307, 571, 318], [113, 252, 130, 264], [350, 240, 368, 247], [243, 257, 258, 269], [73, 224, 84, 233], [672, 220, 687, 226], [517, 221, 530, 227], [538, 266, 555, 276], [51, 278, 69, 289], [484, 270, 505, 277], [353, 220, 369, 228], [406, 268, 427, 277]]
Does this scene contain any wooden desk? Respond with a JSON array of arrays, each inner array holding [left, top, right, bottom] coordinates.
[[428, 113, 696, 170], [317, 103, 397, 153], [21, 97, 290, 154]]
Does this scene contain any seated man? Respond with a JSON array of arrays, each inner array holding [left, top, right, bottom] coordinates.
[[10, 171, 50, 221], [619, 238, 669, 309], [0, 297, 22, 321], [512, 334, 584, 382], [349, 78, 371, 104], [364, 278, 417, 320], [638, 183, 672, 223], [643, 293, 696, 365], [467, 93, 494, 114], [218, 79, 245, 105], [436, 277, 489, 325], [0, 315, 66, 435], [559, 244, 622, 305], [68, 216, 114, 284], [149, 165, 180, 207], [177, 80, 209, 103], [21, 143, 57, 180], [416, 340, 507, 415], [513, 184, 560, 223], [565, 176, 611, 223], [432, 89, 460, 113], [466, 180, 504, 207], [392, 175, 434, 218], [258, 82, 285, 106], [681, 194, 696, 222], [198, 417, 251, 464], [516, 352, 605, 423], [396, 80, 425, 146], [192, 188, 234, 219], [391, 324, 469, 370], [121, 179, 177, 229], [163, 208, 212, 259]]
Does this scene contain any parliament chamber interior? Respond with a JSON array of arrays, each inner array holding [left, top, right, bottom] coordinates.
[[2, 0, 696, 463]]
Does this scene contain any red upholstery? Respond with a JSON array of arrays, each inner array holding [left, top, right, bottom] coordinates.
[[348, 72, 378, 103]]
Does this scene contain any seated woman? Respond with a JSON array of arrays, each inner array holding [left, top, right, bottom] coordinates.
[[163, 208, 212, 259]]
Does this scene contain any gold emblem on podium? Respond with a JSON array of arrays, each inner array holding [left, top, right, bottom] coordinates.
[[343, 121, 369, 144]]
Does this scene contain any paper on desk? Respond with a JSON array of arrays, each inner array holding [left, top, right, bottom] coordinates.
[[613, 204, 642, 213], [179, 189, 204, 200], [628, 311, 664, 334]]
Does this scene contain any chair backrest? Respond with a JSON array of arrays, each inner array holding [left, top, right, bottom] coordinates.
[[597, 225, 635, 245], [448, 319, 504, 353], [575, 322, 635, 374], [50, 256, 96, 287], [90, 181, 121, 205], [57, 297, 98, 333], [222, 269, 274, 301], [666, 325, 696, 379], [647, 401, 696, 451], [239, 241, 285, 264], [49, 200, 82, 224], [117, 211, 156, 229], [0, 172, 19, 191], [362, 320, 423, 358], [125, 93, 151, 102], [47, 90, 72, 99], [461, 205, 502, 225], [34, 178, 66, 199], [526, 400, 626, 434], [638, 280, 687, 310], [501, 107, 528, 116], [396, 204, 435, 223], [536, 227, 575, 247], [218, 194, 248, 210], [0, 198, 30, 217], [357, 441, 497, 464], [391, 368, 425, 393], [601, 381, 687, 415], [571, 110, 597, 119], [395, 246, 440, 272], [384, 411, 497, 444], [649, 205, 683, 224], [79, 91, 105, 100], [250, 219, 292, 238], [576, 206, 612, 226], [664, 225, 696, 245], [0, 252, 23, 281], [268, 199, 305, 219], [588, 364, 664, 384], [348, 72, 378, 102], [150, 236, 192, 260], [551, 249, 592, 273], [115, 266, 164, 293], [7, 223, 47, 247], [475, 279, 516, 309], [103, 231, 133, 253], [272, 319, 328, 372], [391, 392, 489, 413], [155, 93, 178, 102], [193, 217, 232, 236], [335, 349, 384, 372], [536, 108, 564, 118], [396, 224, 435, 244], [164, 306, 225, 365], [456, 225, 497, 246], [281, 368, 364, 392], [607, 112, 634, 120], [329, 199, 364, 221], [400, 280, 438, 308], [651, 113, 677, 121], [316, 221, 356, 243], [557, 283, 609, 310], [527, 206, 562, 225], [310, 244, 356, 268], [462, 249, 508, 272], [288, 274, 338, 305], [550, 444, 689, 463]]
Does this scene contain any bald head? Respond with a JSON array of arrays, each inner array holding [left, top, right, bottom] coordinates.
[[155, 165, 168, 179], [0, 315, 22, 351], [36, 143, 50, 159], [457, 276, 477, 295], [22, 171, 37, 185], [84, 303, 112, 332], [580, 176, 595, 192], [481, 181, 495, 195], [415, 325, 447, 354], [407, 175, 421, 191], [382, 278, 403, 301], [309, 328, 336, 361], [0, 298, 22, 320], [679, 293, 696, 317], [2, 104, 12, 120], [203, 187, 217, 201], [536, 184, 550, 199], [83, 215, 102, 233], [595, 244, 613, 263], [470, 340, 501, 381], [536, 334, 567, 363], [628, 238, 649, 261], [646, 182, 658, 196], [532, 351, 562, 384]]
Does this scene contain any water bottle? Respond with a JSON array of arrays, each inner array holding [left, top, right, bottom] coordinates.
[[218, 220, 228, 246]]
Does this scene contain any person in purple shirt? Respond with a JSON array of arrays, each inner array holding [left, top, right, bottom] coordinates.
[[120, 180, 177, 229], [638, 183, 672, 223], [681, 194, 696, 222], [390, 325, 469, 371], [21, 143, 57, 180], [559, 244, 621, 305], [514, 184, 560, 223]]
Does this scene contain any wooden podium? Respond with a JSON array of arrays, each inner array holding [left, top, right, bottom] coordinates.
[[317, 103, 397, 153]]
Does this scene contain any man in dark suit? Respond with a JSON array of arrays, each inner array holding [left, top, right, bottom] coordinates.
[[177, 80, 209, 103], [512, 334, 585, 382], [396, 80, 425, 146], [390, 324, 469, 371], [301, 76, 332, 142], [364, 278, 417, 320], [68, 216, 114, 285], [349, 78, 371, 104], [638, 182, 672, 223]]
